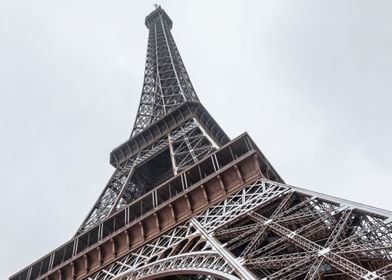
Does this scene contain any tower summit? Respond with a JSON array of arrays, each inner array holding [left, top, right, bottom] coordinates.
[[11, 6, 392, 280], [145, 5, 173, 29], [132, 6, 198, 137]]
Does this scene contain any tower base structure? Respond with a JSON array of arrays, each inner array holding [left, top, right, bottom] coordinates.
[[11, 133, 392, 280], [10, 6, 392, 280]]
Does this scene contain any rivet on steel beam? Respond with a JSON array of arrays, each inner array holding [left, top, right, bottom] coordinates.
[[154, 212, 161, 231], [139, 222, 145, 240], [83, 254, 89, 274], [169, 203, 176, 222], [217, 175, 226, 194], [200, 184, 209, 203], [97, 246, 103, 265], [234, 164, 244, 183], [71, 262, 76, 280], [184, 194, 193, 213], [125, 229, 132, 249], [110, 238, 117, 257]]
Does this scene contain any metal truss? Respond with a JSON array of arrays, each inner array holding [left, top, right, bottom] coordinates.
[[77, 6, 221, 236], [77, 4, 212, 233], [85, 179, 392, 280], [11, 6, 392, 280], [85, 180, 289, 280], [86, 223, 237, 280], [131, 6, 198, 137], [110, 252, 236, 280], [77, 118, 218, 234], [211, 181, 392, 279], [171, 121, 218, 174]]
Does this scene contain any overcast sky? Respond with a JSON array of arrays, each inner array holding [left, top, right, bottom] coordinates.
[[1, 1, 392, 278]]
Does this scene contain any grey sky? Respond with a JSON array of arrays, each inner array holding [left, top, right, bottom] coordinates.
[[1, 1, 391, 278]]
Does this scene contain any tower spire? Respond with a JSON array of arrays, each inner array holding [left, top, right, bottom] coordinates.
[[73, 7, 231, 233], [131, 6, 198, 137]]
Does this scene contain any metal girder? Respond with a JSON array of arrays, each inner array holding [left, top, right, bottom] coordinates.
[[246, 252, 310, 269], [72, 5, 392, 279], [77, 118, 217, 234], [76, 5, 220, 234], [77, 178, 392, 280], [85, 180, 289, 280], [207, 181, 392, 280], [303, 209, 354, 279], [10, 6, 392, 280], [239, 192, 294, 257], [131, 7, 198, 137]]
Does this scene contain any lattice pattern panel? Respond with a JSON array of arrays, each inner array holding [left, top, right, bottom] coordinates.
[[132, 7, 198, 136], [86, 179, 392, 280]]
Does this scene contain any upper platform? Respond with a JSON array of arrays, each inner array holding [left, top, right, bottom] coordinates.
[[145, 6, 173, 29], [111, 102, 229, 167]]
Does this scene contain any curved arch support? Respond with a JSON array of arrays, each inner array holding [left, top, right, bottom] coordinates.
[[139, 268, 239, 280], [113, 252, 239, 280]]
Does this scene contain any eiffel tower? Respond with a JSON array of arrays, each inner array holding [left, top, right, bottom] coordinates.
[[11, 6, 392, 280]]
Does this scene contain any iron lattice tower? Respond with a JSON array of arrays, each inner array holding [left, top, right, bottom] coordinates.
[[11, 6, 392, 280]]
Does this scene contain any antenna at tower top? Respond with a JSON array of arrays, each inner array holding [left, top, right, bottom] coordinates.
[[154, 3, 160, 9]]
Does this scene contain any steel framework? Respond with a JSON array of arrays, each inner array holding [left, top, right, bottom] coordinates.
[[11, 5, 392, 280]]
